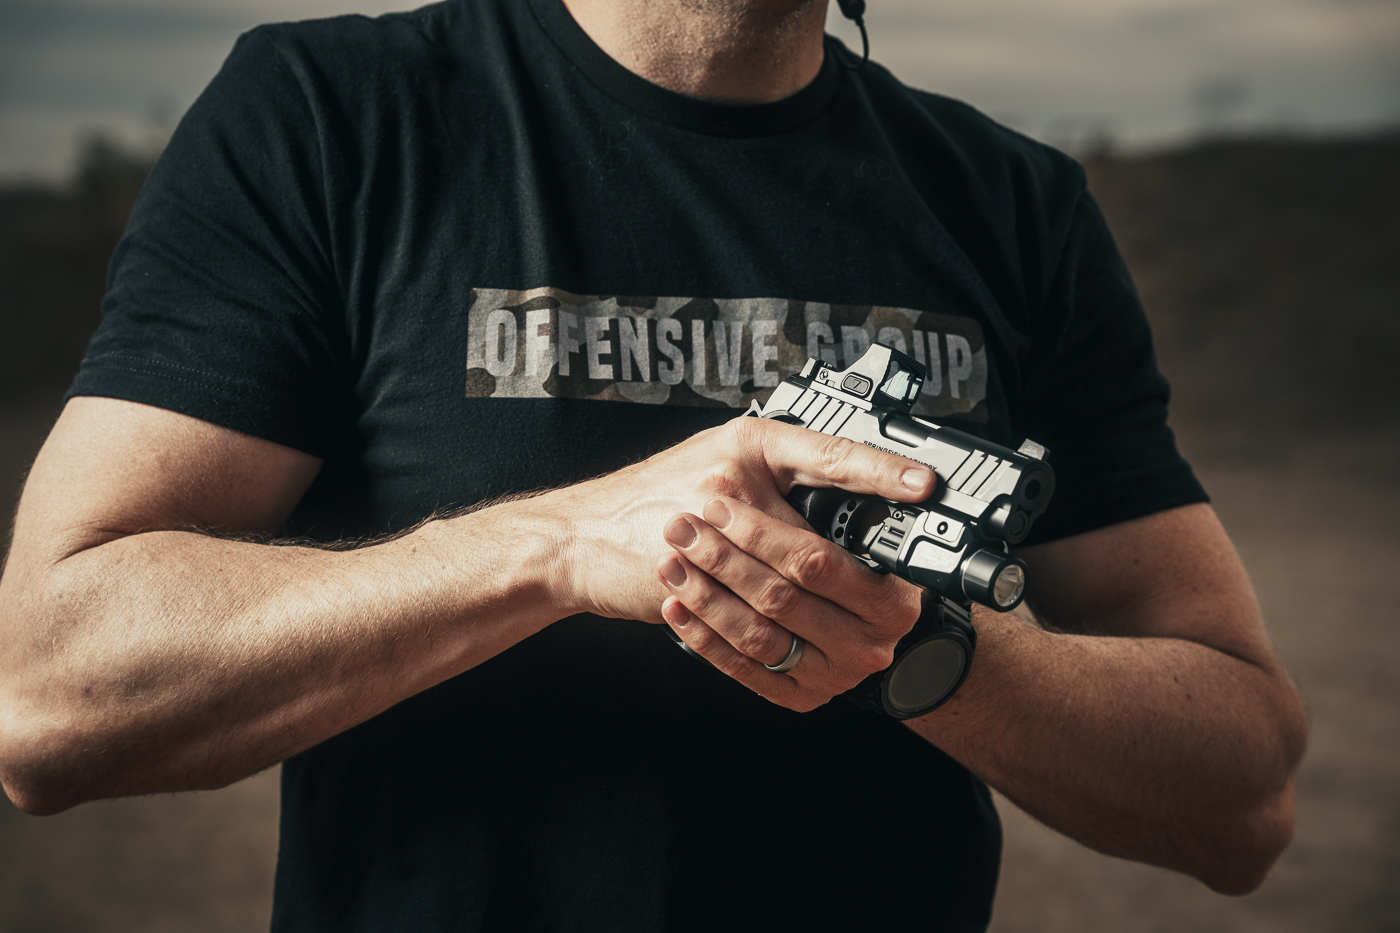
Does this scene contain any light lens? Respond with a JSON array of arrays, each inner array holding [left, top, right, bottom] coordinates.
[[992, 563, 1026, 608]]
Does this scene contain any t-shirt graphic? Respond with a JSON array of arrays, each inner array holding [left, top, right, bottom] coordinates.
[[465, 287, 989, 421]]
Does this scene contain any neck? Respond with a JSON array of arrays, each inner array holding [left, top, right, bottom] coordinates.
[[560, 0, 829, 104]]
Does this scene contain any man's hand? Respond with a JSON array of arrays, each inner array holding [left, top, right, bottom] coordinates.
[[652, 495, 923, 712], [554, 415, 932, 637]]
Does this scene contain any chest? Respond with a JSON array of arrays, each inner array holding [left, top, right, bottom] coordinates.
[[304, 112, 1025, 533]]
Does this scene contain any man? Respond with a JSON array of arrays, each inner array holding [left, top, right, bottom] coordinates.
[[0, 0, 1305, 928]]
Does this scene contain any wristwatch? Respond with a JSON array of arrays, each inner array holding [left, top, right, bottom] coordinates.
[[845, 595, 976, 720]]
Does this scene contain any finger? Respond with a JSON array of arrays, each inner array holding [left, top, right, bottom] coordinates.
[[659, 595, 826, 714], [731, 417, 936, 504], [661, 512, 865, 656], [656, 547, 794, 669], [662, 513, 901, 697], [700, 496, 920, 637]]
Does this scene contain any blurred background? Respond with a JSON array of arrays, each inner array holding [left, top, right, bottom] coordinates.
[[1, 0, 1398, 929]]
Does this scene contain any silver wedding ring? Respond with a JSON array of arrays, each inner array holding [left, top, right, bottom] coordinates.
[[764, 633, 804, 673]]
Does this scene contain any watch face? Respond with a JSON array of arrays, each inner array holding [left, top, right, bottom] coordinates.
[[885, 637, 968, 715]]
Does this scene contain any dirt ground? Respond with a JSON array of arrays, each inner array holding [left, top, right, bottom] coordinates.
[[0, 398, 1397, 931]]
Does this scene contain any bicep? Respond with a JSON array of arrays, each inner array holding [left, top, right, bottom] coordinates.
[[11, 397, 322, 566], [1015, 503, 1277, 668]]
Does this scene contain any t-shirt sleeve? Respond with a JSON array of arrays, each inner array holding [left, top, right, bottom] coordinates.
[[66, 27, 350, 457], [1014, 186, 1208, 545]]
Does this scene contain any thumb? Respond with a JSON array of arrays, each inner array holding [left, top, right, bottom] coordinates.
[[736, 417, 936, 503]]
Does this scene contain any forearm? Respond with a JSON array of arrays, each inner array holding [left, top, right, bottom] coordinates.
[[0, 498, 567, 813], [2, 406, 921, 814], [908, 609, 1304, 893]]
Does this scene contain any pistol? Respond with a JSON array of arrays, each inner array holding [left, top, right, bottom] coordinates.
[[753, 343, 1054, 610], [672, 343, 1055, 720]]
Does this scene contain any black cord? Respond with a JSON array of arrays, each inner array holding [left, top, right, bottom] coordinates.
[[835, 0, 869, 69]]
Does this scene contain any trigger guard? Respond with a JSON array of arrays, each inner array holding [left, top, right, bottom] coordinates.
[[760, 410, 804, 425]]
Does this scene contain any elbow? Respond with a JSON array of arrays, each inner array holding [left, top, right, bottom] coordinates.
[[1196, 705, 1307, 896], [0, 606, 125, 815], [1, 763, 83, 817], [0, 694, 99, 816], [2, 775, 78, 817], [0, 723, 88, 816], [1196, 779, 1297, 895]]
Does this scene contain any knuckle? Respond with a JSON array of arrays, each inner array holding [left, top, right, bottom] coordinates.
[[701, 460, 747, 500], [722, 417, 766, 462], [700, 536, 742, 578], [685, 584, 729, 622], [732, 620, 782, 661], [812, 434, 856, 476], [713, 649, 755, 684], [751, 575, 801, 620], [786, 541, 835, 590], [855, 640, 896, 676], [823, 663, 860, 695], [726, 415, 760, 443], [821, 638, 895, 693], [686, 620, 722, 654], [798, 653, 851, 697], [866, 579, 921, 629]]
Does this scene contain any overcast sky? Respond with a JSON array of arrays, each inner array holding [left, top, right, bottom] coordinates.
[[1, 0, 1398, 181]]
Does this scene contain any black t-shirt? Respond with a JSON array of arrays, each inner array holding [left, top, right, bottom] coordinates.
[[69, 0, 1207, 928]]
